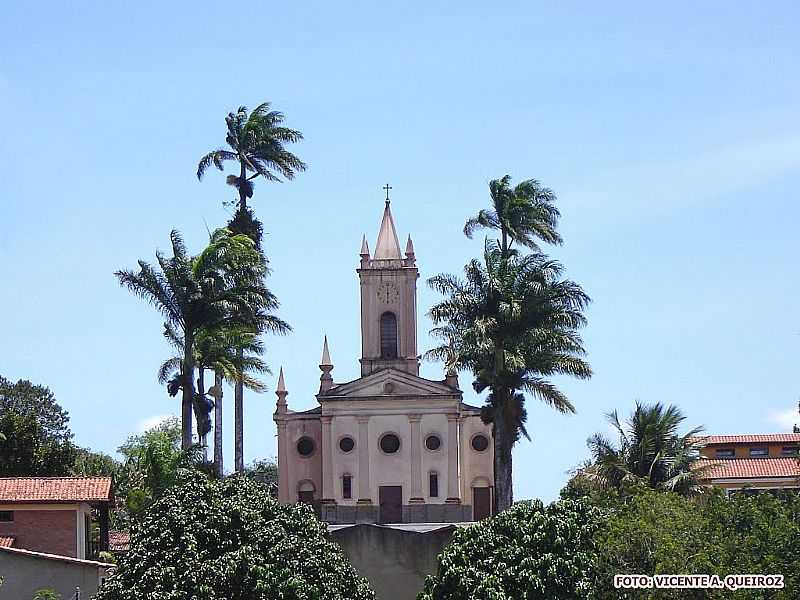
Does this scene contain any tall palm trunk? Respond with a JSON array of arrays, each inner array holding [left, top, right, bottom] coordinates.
[[492, 396, 514, 513], [197, 367, 208, 462], [235, 371, 244, 472], [213, 370, 223, 477], [181, 332, 195, 449]]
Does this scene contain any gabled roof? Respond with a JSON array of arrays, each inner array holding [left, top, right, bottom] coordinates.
[[0, 477, 113, 504], [321, 368, 461, 401], [694, 434, 800, 445], [374, 202, 402, 259], [698, 458, 800, 480]]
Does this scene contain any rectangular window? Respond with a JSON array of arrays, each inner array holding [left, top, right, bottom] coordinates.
[[749, 447, 768, 458], [342, 475, 352, 499], [0, 511, 13, 522], [429, 472, 439, 498], [715, 448, 735, 459], [781, 446, 799, 457]]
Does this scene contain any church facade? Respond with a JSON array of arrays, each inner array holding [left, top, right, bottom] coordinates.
[[274, 201, 494, 524]]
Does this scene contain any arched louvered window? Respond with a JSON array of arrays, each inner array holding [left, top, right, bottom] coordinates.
[[380, 312, 398, 358]]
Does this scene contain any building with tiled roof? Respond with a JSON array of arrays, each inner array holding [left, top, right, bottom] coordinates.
[[0, 476, 114, 560], [694, 434, 800, 493]]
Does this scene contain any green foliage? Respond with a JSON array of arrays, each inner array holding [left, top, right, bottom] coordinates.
[[95, 471, 373, 600], [0, 376, 76, 476], [71, 447, 120, 477], [579, 401, 706, 497], [32, 589, 60, 600], [420, 499, 606, 600], [593, 488, 800, 599], [242, 457, 278, 494]]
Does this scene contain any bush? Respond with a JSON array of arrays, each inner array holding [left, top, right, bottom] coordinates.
[[95, 471, 373, 600], [419, 499, 606, 600]]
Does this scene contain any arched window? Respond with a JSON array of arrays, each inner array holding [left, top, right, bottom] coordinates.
[[380, 312, 398, 358], [298, 480, 315, 504]]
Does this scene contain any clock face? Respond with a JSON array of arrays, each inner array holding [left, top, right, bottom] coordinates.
[[376, 282, 400, 303]]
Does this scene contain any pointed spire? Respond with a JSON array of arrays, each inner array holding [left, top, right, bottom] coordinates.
[[360, 234, 370, 257], [374, 201, 402, 259], [275, 367, 288, 413], [319, 336, 334, 393], [405, 235, 415, 258]]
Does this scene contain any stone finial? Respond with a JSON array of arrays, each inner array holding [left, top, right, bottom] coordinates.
[[275, 367, 288, 413], [360, 234, 370, 257], [405, 234, 416, 266], [319, 336, 334, 392]]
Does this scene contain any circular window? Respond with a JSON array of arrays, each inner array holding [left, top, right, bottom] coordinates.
[[425, 434, 441, 451], [471, 434, 489, 452], [296, 437, 315, 457], [379, 433, 401, 454], [339, 436, 355, 453]]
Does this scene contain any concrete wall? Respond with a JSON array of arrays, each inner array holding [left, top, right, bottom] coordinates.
[[0, 546, 112, 599], [330, 524, 459, 600]]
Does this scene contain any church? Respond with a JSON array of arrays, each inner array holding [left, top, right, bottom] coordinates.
[[274, 199, 494, 524]]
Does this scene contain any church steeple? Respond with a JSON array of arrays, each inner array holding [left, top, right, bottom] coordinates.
[[374, 201, 402, 260]]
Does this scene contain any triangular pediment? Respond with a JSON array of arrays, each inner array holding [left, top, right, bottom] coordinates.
[[320, 369, 460, 401]]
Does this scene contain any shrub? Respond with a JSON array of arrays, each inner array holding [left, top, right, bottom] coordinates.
[[95, 471, 373, 600]]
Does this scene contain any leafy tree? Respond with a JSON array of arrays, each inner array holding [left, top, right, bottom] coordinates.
[[427, 242, 591, 512], [242, 457, 278, 494], [580, 401, 706, 496], [197, 103, 304, 472], [115, 228, 277, 449], [464, 175, 562, 255], [71, 447, 120, 477], [95, 471, 373, 600], [0, 376, 76, 476], [420, 499, 605, 600]]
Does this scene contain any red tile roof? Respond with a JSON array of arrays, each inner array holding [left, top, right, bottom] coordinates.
[[109, 530, 130, 552], [0, 477, 113, 503], [698, 458, 800, 480], [0, 536, 15, 548], [693, 434, 800, 445]]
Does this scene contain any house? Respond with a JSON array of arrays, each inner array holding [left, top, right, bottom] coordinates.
[[695, 434, 800, 493], [274, 200, 494, 524], [0, 476, 113, 559]]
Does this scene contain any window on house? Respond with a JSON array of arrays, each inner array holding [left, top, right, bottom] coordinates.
[[380, 312, 398, 358], [342, 475, 352, 499], [715, 448, 735, 459], [0, 511, 13, 522], [749, 447, 768, 458], [429, 472, 439, 498], [781, 446, 799, 457]]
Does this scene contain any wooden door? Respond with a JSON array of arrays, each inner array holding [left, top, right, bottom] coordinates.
[[473, 487, 491, 521], [378, 485, 403, 523]]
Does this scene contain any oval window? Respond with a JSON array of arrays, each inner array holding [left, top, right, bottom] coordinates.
[[425, 434, 441, 451], [379, 433, 401, 454], [471, 434, 489, 452], [339, 436, 355, 453], [297, 436, 315, 457]]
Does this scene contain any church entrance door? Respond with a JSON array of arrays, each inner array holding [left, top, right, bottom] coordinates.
[[378, 486, 403, 523], [472, 487, 491, 520]]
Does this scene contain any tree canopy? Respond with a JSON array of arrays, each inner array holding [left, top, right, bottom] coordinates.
[[0, 376, 76, 476], [95, 471, 374, 600]]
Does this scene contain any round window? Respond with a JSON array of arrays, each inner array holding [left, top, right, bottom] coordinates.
[[471, 434, 489, 452], [339, 436, 355, 453], [379, 433, 401, 454], [425, 434, 441, 451], [296, 436, 315, 457]]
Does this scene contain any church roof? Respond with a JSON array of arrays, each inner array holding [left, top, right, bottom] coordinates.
[[319, 367, 462, 401], [374, 201, 402, 259]]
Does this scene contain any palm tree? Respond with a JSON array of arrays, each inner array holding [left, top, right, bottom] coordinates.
[[464, 175, 562, 258], [197, 102, 306, 212], [427, 241, 591, 512], [197, 102, 304, 472], [115, 229, 272, 448], [580, 401, 707, 496]]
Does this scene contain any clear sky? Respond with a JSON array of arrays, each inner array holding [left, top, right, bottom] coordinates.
[[1, 2, 798, 502]]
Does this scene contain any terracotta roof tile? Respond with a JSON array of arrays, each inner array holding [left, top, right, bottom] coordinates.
[[698, 458, 800, 480], [0, 477, 112, 503], [109, 530, 130, 552], [693, 434, 800, 445], [0, 536, 15, 547]]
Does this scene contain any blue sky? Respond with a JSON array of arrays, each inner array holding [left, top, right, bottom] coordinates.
[[1, 2, 798, 502]]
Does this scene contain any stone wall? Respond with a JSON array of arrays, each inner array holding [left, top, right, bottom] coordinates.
[[330, 523, 465, 600]]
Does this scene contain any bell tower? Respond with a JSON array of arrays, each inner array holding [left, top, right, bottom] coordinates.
[[358, 199, 419, 376]]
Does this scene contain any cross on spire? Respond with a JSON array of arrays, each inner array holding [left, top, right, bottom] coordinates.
[[382, 183, 392, 203]]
